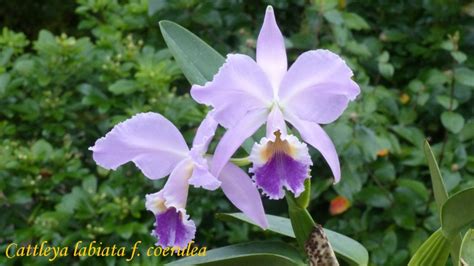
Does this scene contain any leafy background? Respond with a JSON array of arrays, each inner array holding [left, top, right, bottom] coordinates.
[[0, 0, 473, 265]]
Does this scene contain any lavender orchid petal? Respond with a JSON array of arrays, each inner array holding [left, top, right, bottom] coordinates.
[[192, 110, 218, 149], [188, 112, 221, 190], [145, 159, 196, 248], [211, 108, 268, 177], [220, 162, 268, 229], [283, 84, 354, 124], [285, 111, 341, 183], [257, 6, 287, 91], [162, 159, 193, 209], [279, 50, 360, 124], [188, 151, 221, 190], [89, 112, 189, 180], [190, 54, 273, 128]]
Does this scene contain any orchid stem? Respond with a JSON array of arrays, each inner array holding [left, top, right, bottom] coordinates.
[[230, 157, 251, 166]]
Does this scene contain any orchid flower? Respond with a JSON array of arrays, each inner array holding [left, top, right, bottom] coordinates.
[[191, 6, 360, 199], [89, 112, 267, 248]]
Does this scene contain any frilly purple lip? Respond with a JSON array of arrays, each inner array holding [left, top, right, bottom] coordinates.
[[153, 207, 196, 248]]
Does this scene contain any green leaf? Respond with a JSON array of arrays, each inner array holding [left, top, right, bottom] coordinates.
[[441, 188, 474, 239], [424, 141, 461, 265], [378, 62, 394, 78], [0, 73, 10, 95], [108, 79, 137, 95], [451, 51, 467, 64], [148, 0, 166, 16], [460, 229, 474, 265], [455, 68, 474, 87], [159, 20, 225, 85], [461, 122, 474, 141], [217, 213, 369, 266], [423, 141, 449, 209], [324, 10, 344, 25], [82, 176, 97, 194], [216, 213, 293, 237], [358, 186, 392, 208], [408, 228, 450, 266], [436, 95, 459, 110], [31, 139, 53, 160], [397, 178, 429, 202], [441, 111, 465, 134], [342, 12, 370, 30], [392, 126, 425, 148], [165, 241, 305, 266]]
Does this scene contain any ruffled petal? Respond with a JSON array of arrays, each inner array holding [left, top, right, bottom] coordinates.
[[285, 111, 341, 183], [250, 134, 311, 199], [256, 6, 287, 91], [153, 207, 196, 248], [188, 152, 221, 190], [191, 54, 273, 128], [89, 112, 189, 180], [210, 108, 268, 177], [187, 111, 221, 190], [219, 162, 268, 229], [279, 50, 360, 124]]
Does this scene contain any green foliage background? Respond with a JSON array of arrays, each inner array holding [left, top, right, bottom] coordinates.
[[0, 0, 473, 265]]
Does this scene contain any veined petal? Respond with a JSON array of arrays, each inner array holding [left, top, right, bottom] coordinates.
[[257, 6, 287, 91], [219, 162, 268, 229], [191, 54, 273, 128], [250, 133, 312, 199], [279, 50, 360, 124], [266, 106, 287, 138], [211, 108, 268, 177], [153, 207, 196, 248], [285, 111, 341, 183], [90, 113, 189, 180]]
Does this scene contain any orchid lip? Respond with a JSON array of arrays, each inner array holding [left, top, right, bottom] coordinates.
[[153, 207, 196, 248], [250, 131, 312, 199]]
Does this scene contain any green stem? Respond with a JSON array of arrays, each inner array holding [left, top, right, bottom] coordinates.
[[229, 157, 251, 166], [286, 191, 315, 251]]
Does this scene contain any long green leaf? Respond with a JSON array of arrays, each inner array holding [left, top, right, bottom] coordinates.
[[165, 241, 305, 266], [159, 20, 225, 85], [217, 212, 369, 266], [424, 141, 461, 264], [460, 229, 474, 265], [423, 141, 449, 210], [408, 228, 450, 266], [441, 188, 474, 239]]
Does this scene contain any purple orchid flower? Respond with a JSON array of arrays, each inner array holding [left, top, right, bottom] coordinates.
[[89, 112, 268, 248], [191, 6, 360, 199]]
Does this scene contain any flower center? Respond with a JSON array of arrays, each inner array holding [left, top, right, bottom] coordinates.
[[261, 131, 293, 160]]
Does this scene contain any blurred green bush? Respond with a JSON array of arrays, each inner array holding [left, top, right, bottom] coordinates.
[[0, 0, 473, 265]]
